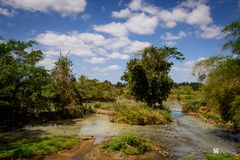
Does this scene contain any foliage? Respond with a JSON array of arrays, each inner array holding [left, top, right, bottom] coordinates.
[[204, 154, 240, 160], [193, 57, 240, 131], [122, 46, 184, 108], [102, 134, 151, 155], [0, 136, 80, 158], [111, 104, 171, 125], [76, 75, 119, 102], [0, 39, 52, 126], [51, 54, 83, 117], [222, 21, 240, 56]]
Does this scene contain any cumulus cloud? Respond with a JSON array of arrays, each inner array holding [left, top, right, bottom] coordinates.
[[93, 65, 121, 73], [160, 31, 188, 46], [198, 25, 224, 39], [0, 7, 15, 17], [123, 40, 151, 53], [35, 31, 151, 64], [93, 22, 128, 37], [35, 31, 95, 57], [106, 0, 223, 39], [84, 57, 107, 64], [125, 13, 158, 35], [112, 8, 131, 18], [105, 52, 129, 60], [1, 0, 87, 16]]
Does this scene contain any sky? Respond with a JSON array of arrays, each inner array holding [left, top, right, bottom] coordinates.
[[0, 0, 239, 83]]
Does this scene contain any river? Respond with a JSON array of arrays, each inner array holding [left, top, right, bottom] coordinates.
[[76, 102, 240, 159]]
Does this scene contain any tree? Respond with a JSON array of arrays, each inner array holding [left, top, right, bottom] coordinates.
[[122, 46, 184, 108], [0, 39, 50, 125], [222, 21, 240, 56], [51, 54, 82, 116], [193, 57, 240, 131]]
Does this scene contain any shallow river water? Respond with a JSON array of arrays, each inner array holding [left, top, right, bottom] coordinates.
[[77, 103, 240, 159]]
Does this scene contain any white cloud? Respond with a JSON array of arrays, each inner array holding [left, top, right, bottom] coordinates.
[[123, 40, 151, 53], [172, 57, 206, 73], [35, 31, 95, 57], [84, 57, 107, 64], [1, 0, 87, 16], [93, 22, 128, 37], [129, 0, 142, 11], [105, 52, 129, 60], [104, 37, 131, 50], [35, 31, 151, 63], [125, 13, 158, 35], [160, 31, 188, 46], [185, 4, 212, 26], [93, 65, 121, 73], [198, 25, 224, 39], [0, 7, 15, 17], [38, 58, 56, 70], [112, 8, 131, 18]]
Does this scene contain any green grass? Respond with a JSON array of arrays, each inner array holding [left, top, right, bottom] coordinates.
[[102, 133, 151, 155], [0, 136, 80, 158], [111, 104, 171, 125], [204, 154, 240, 160]]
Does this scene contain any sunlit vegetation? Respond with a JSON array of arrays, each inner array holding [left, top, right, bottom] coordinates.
[[0, 136, 79, 159], [76, 75, 121, 102], [102, 134, 151, 155], [122, 46, 184, 108], [111, 103, 171, 125]]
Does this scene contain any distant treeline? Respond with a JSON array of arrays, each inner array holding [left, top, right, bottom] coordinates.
[[174, 82, 202, 90]]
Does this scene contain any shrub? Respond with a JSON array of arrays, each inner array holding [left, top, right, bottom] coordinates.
[[102, 134, 151, 155], [111, 104, 171, 125]]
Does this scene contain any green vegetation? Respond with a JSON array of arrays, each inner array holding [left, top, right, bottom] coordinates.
[[111, 104, 171, 125], [0, 136, 79, 158], [102, 134, 151, 155], [122, 46, 184, 108], [76, 75, 120, 102], [204, 154, 240, 160]]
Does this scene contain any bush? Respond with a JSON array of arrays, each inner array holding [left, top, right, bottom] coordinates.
[[204, 154, 240, 160], [111, 104, 171, 125], [0, 136, 80, 158], [102, 134, 151, 155], [182, 100, 203, 113]]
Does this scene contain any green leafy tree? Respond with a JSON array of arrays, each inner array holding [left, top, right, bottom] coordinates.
[[122, 46, 184, 108], [0, 39, 50, 124], [193, 57, 240, 131], [222, 21, 240, 56]]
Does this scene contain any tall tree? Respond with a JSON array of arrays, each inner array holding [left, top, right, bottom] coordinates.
[[193, 21, 240, 131], [122, 46, 184, 108], [51, 54, 82, 116], [0, 39, 50, 124]]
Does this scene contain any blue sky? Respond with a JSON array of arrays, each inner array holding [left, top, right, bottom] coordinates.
[[0, 0, 239, 83]]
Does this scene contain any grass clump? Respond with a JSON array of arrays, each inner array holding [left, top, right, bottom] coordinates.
[[112, 104, 171, 125], [204, 154, 240, 160], [0, 136, 80, 158], [102, 134, 151, 155]]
